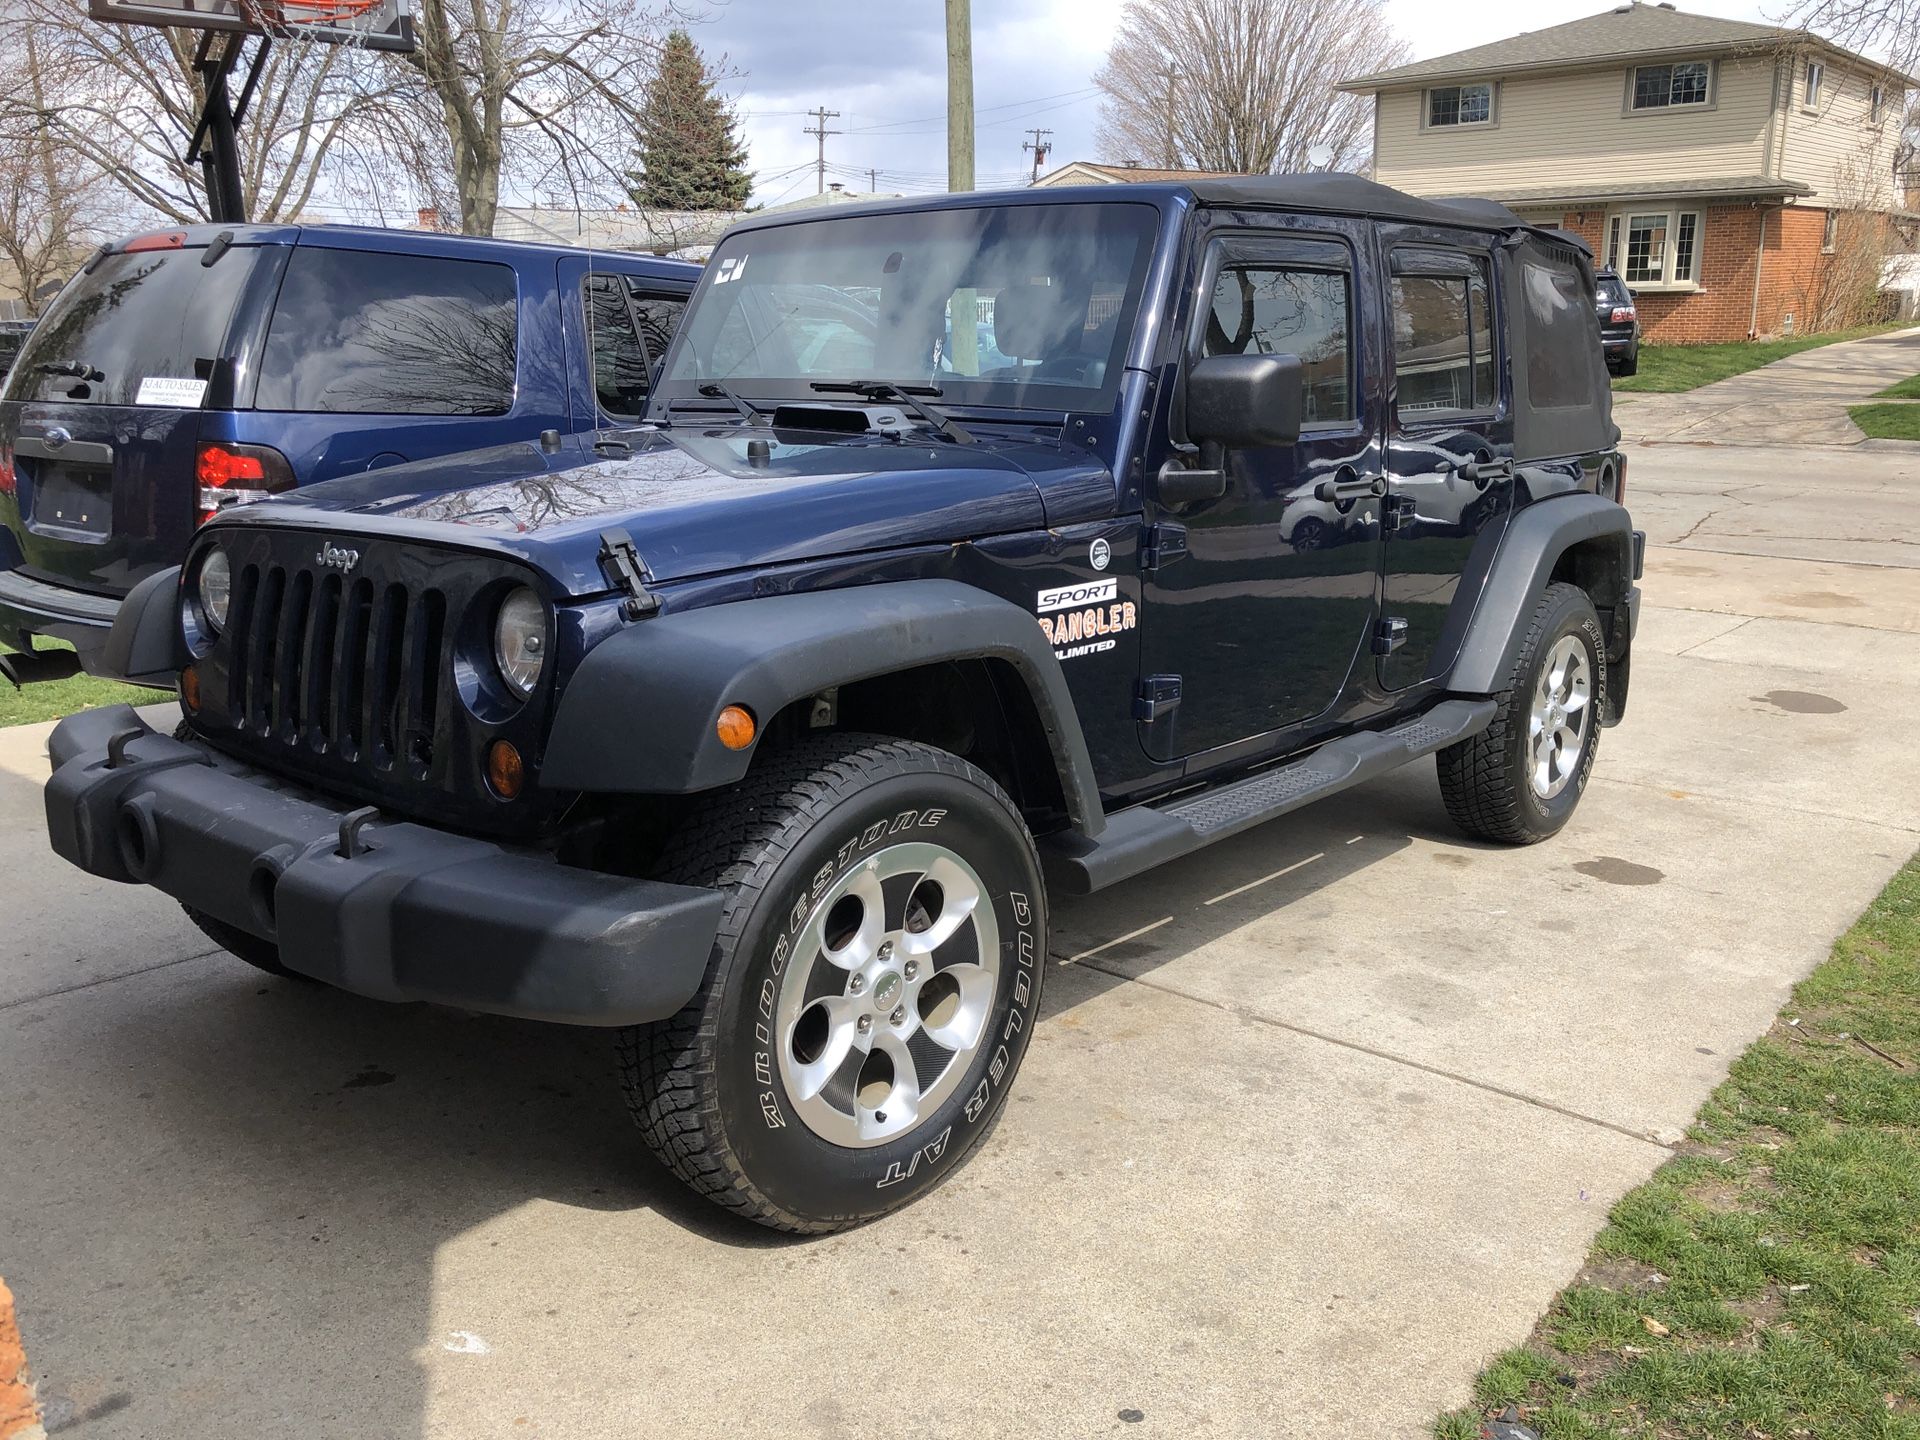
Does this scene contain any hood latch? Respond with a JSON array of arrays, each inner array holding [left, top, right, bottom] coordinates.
[[598, 528, 661, 620]]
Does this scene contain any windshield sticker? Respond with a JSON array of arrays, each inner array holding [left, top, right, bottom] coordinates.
[[1037, 579, 1136, 660], [135, 376, 207, 408], [712, 255, 749, 284]]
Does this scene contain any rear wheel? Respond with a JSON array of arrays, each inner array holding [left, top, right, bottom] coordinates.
[[619, 735, 1046, 1233], [1437, 582, 1605, 844], [1614, 349, 1639, 378]]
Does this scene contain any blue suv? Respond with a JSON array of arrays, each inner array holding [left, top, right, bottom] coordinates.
[[0, 224, 695, 675]]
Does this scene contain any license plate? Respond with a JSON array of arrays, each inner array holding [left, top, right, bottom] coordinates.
[[29, 463, 113, 539]]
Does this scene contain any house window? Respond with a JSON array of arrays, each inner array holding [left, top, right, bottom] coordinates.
[[1631, 61, 1712, 110], [1822, 210, 1838, 253], [1427, 83, 1494, 128], [1804, 61, 1825, 109], [1607, 209, 1702, 287], [1871, 84, 1887, 122]]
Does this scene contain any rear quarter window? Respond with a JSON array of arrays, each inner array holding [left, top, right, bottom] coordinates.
[[3, 247, 261, 406], [253, 248, 517, 415]]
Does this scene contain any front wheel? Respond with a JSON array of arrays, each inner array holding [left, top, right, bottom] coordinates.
[[1437, 582, 1606, 844], [619, 735, 1046, 1233]]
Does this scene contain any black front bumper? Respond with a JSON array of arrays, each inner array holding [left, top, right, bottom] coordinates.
[[44, 705, 726, 1026], [0, 566, 120, 660]]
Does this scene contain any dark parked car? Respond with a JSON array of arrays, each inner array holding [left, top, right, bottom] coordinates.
[[1596, 268, 1641, 376], [0, 226, 695, 673], [46, 175, 1641, 1233], [0, 318, 33, 379]]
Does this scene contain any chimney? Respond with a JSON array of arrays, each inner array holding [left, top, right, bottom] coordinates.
[[417, 206, 439, 230], [829, 182, 844, 192]]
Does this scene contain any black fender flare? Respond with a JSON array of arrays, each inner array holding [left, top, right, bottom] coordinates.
[[1448, 493, 1637, 696], [542, 579, 1107, 836], [99, 566, 188, 688]]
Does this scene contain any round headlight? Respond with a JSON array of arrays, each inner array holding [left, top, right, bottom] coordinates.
[[493, 586, 547, 698], [197, 550, 232, 634]]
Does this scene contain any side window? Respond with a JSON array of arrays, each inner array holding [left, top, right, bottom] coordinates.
[[585, 279, 687, 420], [254, 248, 516, 416], [1390, 253, 1497, 416], [1201, 265, 1352, 424], [1522, 260, 1596, 409], [586, 275, 649, 419]]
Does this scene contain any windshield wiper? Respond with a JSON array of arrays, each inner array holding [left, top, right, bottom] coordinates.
[[809, 381, 975, 444], [38, 359, 104, 382], [694, 380, 765, 425]]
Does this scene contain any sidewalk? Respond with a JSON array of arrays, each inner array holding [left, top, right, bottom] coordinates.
[[1617, 326, 1920, 447]]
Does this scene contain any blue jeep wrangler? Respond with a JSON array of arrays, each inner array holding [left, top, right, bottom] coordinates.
[[43, 176, 1642, 1232], [0, 224, 694, 678]]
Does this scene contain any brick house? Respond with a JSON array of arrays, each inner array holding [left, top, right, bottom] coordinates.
[[1339, 2, 1914, 342]]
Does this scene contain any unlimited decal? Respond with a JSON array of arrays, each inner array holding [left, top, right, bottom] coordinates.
[[1036, 579, 1137, 660]]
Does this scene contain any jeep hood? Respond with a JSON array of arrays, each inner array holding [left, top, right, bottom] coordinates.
[[259, 426, 1108, 597]]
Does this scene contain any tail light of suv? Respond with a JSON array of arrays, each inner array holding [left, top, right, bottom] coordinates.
[[197, 442, 294, 525], [1608, 306, 1636, 325]]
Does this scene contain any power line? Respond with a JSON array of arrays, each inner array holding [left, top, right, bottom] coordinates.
[[846, 84, 1100, 134], [803, 105, 841, 195]]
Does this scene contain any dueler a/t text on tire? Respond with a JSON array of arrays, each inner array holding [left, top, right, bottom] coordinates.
[[619, 735, 1046, 1233], [1438, 581, 1607, 844]]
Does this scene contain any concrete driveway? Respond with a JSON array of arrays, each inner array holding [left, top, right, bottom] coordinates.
[[4, 337, 1919, 1439]]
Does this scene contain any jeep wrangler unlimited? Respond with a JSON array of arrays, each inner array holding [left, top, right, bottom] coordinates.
[[43, 175, 1642, 1233]]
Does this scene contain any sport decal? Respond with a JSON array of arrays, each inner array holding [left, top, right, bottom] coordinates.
[[1036, 578, 1137, 660]]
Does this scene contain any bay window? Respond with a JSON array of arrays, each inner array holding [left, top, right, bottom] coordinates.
[[1604, 209, 1702, 288]]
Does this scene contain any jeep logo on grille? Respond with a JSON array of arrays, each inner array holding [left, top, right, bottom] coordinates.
[[316, 541, 361, 572]]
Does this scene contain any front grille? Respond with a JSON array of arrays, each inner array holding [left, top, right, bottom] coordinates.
[[188, 526, 553, 832], [227, 564, 447, 774]]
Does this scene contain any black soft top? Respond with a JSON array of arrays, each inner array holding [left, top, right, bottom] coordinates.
[[1185, 173, 1586, 252]]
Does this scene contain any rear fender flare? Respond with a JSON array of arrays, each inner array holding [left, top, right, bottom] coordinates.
[[1448, 493, 1635, 696], [542, 580, 1106, 836]]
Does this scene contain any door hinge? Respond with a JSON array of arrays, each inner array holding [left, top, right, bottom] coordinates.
[[598, 528, 661, 620], [1382, 493, 1417, 533], [1373, 617, 1409, 655], [1140, 522, 1188, 572], [1134, 674, 1183, 723]]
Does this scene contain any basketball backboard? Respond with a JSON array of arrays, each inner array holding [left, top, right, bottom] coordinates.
[[87, 0, 415, 52]]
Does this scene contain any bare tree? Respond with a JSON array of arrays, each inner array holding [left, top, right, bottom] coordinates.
[[0, 29, 105, 310], [1775, 0, 1920, 76], [1093, 0, 1406, 175], [0, 0, 401, 225], [398, 0, 682, 236]]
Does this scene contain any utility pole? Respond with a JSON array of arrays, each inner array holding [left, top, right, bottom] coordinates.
[[867, 166, 878, 193], [1023, 127, 1052, 184], [1160, 64, 1180, 170], [803, 106, 841, 195], [946, 0, 974, 193]]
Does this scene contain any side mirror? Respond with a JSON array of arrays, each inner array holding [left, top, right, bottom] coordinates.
[[1155, 353, 1306, 506], [1185, 352, 1304, 450]]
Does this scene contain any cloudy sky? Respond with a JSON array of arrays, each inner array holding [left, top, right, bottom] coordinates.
[[709, 0, 1777, 205]]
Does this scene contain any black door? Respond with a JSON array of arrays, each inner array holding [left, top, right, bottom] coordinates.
[[1377, 232, 1514, 691], [1136, 223, 1384, 763]]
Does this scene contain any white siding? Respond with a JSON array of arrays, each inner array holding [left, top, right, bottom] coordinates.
[[1372, 56, 1777, 197], [1778, 61, 1905, 209]]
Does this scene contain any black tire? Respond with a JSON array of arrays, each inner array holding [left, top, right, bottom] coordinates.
[[1291, 517, 1328, 551], [1437, 582, 1606, 845], [181, 904, 311, 980], [619, 734, 1047, 1234], [1615, 350, 1638, 378]]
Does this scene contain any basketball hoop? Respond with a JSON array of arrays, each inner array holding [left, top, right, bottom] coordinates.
[[235, 0, 392, 38]]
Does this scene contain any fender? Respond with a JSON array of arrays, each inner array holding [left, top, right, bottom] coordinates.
[[1447, 493, 1638, 697], [542, 579, 1107, 836], [98, 566, 188, 688]]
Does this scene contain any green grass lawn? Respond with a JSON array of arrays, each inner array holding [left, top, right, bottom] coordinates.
[[1872, 373, 1920, 399], [1613, 323, 1909, 394], [1435, 853, 1920, 1440], [0, 640, 156, 727], [1848, 403, 1920, 441]]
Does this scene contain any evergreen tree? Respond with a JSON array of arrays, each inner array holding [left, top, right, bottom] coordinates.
[[628, 30, 752, 211]]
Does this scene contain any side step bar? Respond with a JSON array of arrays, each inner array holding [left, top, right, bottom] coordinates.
[[1041, 698, 1497, 896]]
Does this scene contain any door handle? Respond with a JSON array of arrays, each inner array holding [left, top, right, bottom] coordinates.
[[1454, 457, 1513, 489], [1312, 472, 1386, 502]]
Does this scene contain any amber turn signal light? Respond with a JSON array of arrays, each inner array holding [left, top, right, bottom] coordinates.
[[179, 665, 201, 714], [486, 739, 525, 800], [716, 705, 756, 751]]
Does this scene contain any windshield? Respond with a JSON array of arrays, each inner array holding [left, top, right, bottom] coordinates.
[[660, 201, 1159, 409], [3, 246, 261, 406]]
